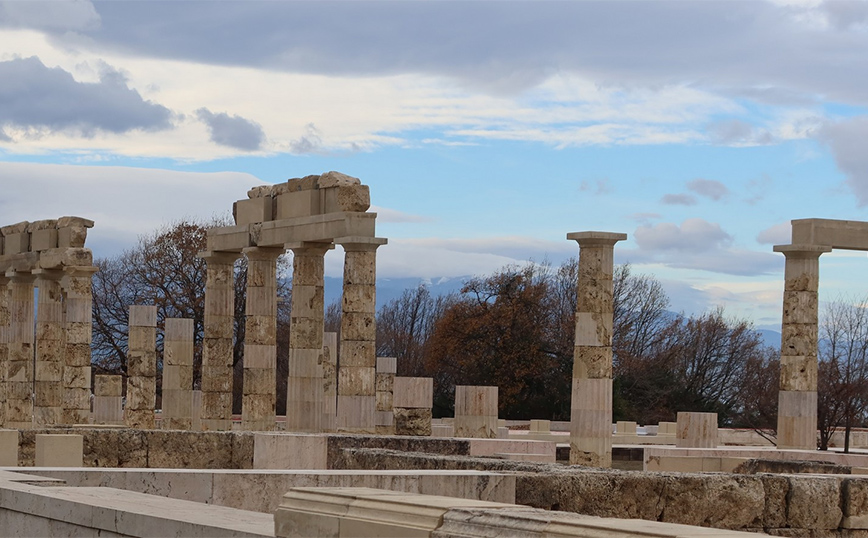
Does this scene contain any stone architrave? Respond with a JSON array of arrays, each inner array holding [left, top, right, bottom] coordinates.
[[126, 305, 157, 429], [567, 231, 627, 467], [0, 275, 9, 427], [6, 270, 36, 429], [774, 244, 830, 450], [199, 251, 239, 431], [393, 377, 433, 436], [322, 332, 337, 432], [375, 357, 397, 434], [336, 237, 386, 433], [286, 242, 331, 433], [241, 247, 283, 431], [33, 269, 64, 426], [61, 267, 97, 425], [93, 375, 123, 425], [162, 318, 194, 430], [454, 385, 498, 439]]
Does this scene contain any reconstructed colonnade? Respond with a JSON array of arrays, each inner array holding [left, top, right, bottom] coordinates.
[[200, 172, 386, 433]]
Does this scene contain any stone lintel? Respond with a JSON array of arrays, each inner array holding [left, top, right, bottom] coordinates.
[[5, 268, 35, 281], [242, 246, 285, 260], [255, 212, 377, 248], [792, 218, 868, 251], [567, 231, 628, 246], [0, 252, 40, 274], [206, 224, 252, 252], [773, 244, 832, 257]]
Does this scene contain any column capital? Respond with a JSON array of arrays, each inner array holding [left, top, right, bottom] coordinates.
[[567, 231, 628, 247], [336, 236, 387, 251], [5, 268, 35, 282], [63, 265, 99, 276], [773, 244, 832, 258], [286, 241, 334, 255], [32, 267, 65, 280], [242, 246, 285, 261], [198, 250, 242, 264]]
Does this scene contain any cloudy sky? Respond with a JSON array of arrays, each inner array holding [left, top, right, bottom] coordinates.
[[2, 0, 868, 329]]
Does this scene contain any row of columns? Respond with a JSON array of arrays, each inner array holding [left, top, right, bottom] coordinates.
[[199, 237, 384, 433]]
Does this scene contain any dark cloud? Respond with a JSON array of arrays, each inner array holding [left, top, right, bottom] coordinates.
[[821, 1, 868, 30], [0, 128, 10, 142], [289, 123, 323, 154], [196, 108, 265, 151], [9, 2, 863, 102], [687, 178, 729, 201], [660, 193, 697, 206], [0, 56, 171, 137], [0, 0, 100, 32], [818, 116, 868, 206]]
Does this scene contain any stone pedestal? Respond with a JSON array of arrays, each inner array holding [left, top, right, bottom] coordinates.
[[162, 318, 194, 430], [286, 243, 330, 433], [125, 305, 157, 429], [62, 267, 97, 425], [675, 412, 718, 448], [33, 269, 64, 426], [454, 385, 498, 439], [93, 375, 123, 425], [322, 332, 337, 432], [199, 251, 239, 431], [567, 231, 626, 467], [774, 244, 830, 450], [6, 270, 35, 429], [392, 377, 433, 436], [530, 420, 551, 433], [336, 238, 386, 433], [35, 433, 83, 467], [375, 357, 397, 435], [242, 247, 283, 431]]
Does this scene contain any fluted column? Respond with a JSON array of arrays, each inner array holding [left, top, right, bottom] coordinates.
[[61, 266, 98, 425], [567, 231, 627, 467], [198, 251, 239, 431], [774, 244, 830, 450], [6, 270, 35, 429], [241, 246, 283, 431], [336, 237, 386, 433], [33, 269, 64, 426], [286, 242, 330, 432]]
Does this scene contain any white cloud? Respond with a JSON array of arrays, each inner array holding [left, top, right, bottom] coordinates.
[[818, 116, 868, 206], [687, 178, 729, 201], [635, 218, 732, 252], [660, 193, 697, 206], [757, 221, 792, 245]]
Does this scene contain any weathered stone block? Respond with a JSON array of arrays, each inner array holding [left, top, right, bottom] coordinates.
[[573, 345, 612, 379]]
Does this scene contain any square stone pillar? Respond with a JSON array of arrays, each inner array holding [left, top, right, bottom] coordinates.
[[336, 237, 386, 433], [5, 270, 35, 429], [33, 269, 64, 426], [454, 385, 498, 438], [162, 318, 194, 430], [286, 242, 331, 433], [322, 332, 337, 432], [93, 374, 123, 425], [676, 411, 719, 448], [126, 305, 157, 429], [61, 266, 97, 425], [393, 377, 433, 436], [774, 244, 830, 450], [0, 275, 9, 427], [567, 231, 627, 467], [375, 357, 397, 434], [198, 250, 240, 431], [241, 247, 283, 431]]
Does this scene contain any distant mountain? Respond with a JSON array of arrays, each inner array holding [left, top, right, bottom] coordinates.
[[757, 329, 781, 350]]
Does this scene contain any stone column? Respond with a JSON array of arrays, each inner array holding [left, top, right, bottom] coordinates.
[[126, 305, 157, 429], [454, 385, 498, 438], [93, 375, 123, 425], [241, 247, 283, 431], [375, 357, 397, 434], [774, 244, 830, 450], [322, 332, 337, 432], [33, 269, 64, 426], [199, 251, 239, 431], [567, 231, 627, 467], [6, 270, 35, 429], [162, 318, 194, 430], [286, 242, 330, 432], [336, 237, 386, 433], [0, 275, 9, 427], [61, 267, 97, 425]]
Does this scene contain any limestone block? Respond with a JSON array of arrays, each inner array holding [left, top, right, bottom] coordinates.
[[206, 224, 252, 251], [235, 197, 274, 226], [35, 434, 83, 467], [395, 407, 432, 436], [30, 228, 58, 251], [576, 278, 614, 314], [781, 323, 819, 357], [125, 408, 155, 429], [676, 412, 719, 449], [201, 366, 233, 392], [455, 416, 498, 439], [787, 475, 844, 530], [342, 251, 377, 285], [0, 429, 18, 466], [376, 356, 397, 374], [243, 368, 276, 395], [63, 365, 91, 389], [341, 283, 377, 313], [129, 305, 157, 327], [530, 419, 551, 433], [338, 366, 376, 396], [56, 216, 94, 248], [128, 349, 157, 377], [431, 424, 454, 438], [455, 385, 498, 417], [275, 189, 321, 219], [290, 316, 324, 348], [244, 316, 276, 344], [93, 396, 124, 425], [127, 375, 156, 410], [376, 390, 393, 412], [574, 312, 613, 347], [322, 184, 371, 213], [284, 174, 320, 192], [247, 184, 275, 198], [393, 377, 434, 409], [375, 373, 395, 393], [658, 421, 677, 435], [162, 364, 193, 391], [4, 232, 29, 254], [37, 247, 93, 269], [780, 355, 818, 392], [573, 345, 612, 379], [337, 394, 376, 432], [782, 290, 819, 325], [35, 360, 63, 382], [1, 220, 29, 235], [616, 421, 638, 434], [782, 254, 823, 292], [340, 340, 376, 368], [340, 312, 375, 341], [94, 375, 123, 397], [253, 433, 327, 469], [28, 219, 57, 231], [288, 349, 323, 377], [317, 171, 361, 188]]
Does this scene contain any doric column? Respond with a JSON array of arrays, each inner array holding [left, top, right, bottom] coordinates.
[[33, 269, 64, 426], [61, 266, 98, 425], [286, 242, 331, 432], [0, 275, 9, 427], [126, 305, 157, 429], [5, 270, 35, 429], [774, 244, 830, 450], [198, 251, 240, 431], [567, 231, 627, 467], [241, 246, 283, 431], [336, 237, 386, 433], [162, 318, 194, 430]]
